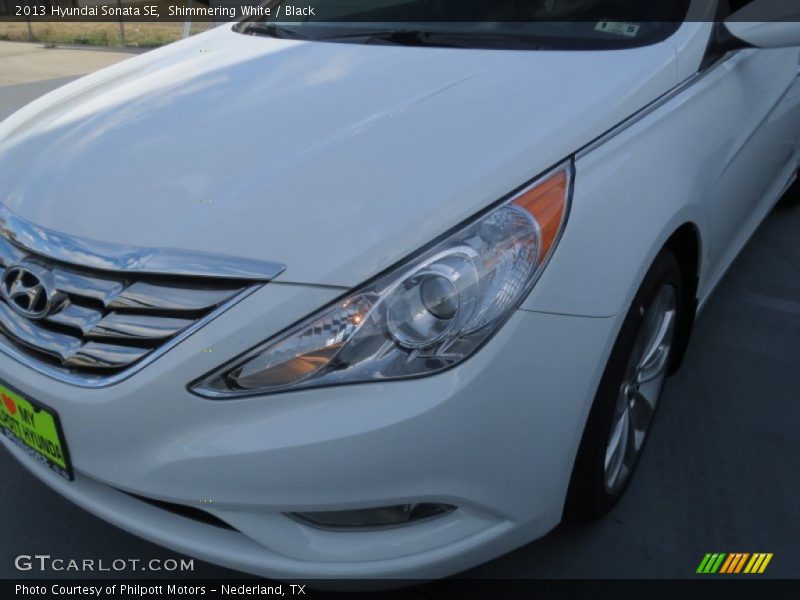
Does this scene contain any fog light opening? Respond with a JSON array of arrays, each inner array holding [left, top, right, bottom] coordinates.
[[289, 503, 456, 530]]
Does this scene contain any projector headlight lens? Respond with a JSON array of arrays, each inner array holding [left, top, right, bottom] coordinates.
[[193, 162, 572, 398]]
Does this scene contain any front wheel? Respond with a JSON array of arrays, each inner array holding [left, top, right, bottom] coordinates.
[[566, 249, 683, 518]]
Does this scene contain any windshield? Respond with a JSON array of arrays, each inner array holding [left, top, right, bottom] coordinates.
[[236, 0, 691, 50]]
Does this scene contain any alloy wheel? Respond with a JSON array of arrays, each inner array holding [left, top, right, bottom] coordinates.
[[603, 284, 677, 494]]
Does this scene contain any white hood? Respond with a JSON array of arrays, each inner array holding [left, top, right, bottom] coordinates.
[[0, 26, 677, 286]]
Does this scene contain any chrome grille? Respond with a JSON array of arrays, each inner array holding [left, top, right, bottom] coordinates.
[[0, 235, 261, 384]]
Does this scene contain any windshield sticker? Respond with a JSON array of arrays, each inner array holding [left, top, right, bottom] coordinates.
[[594, 21, 641, 38]]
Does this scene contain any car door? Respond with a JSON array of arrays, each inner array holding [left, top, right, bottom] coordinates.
[[701, 43, 800, 298]]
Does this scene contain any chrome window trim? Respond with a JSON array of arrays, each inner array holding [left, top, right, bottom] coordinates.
[[0, 204, 286, 281], [0, 284, 261, 388]]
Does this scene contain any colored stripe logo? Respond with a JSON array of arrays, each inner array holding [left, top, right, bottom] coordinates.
[[697, 553, 773, 574]]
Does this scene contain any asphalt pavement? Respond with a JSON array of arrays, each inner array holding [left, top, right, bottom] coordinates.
[[0, 73, 798, 582]]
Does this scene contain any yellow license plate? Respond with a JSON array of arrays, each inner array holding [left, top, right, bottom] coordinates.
[[0, 382, 73, 480]]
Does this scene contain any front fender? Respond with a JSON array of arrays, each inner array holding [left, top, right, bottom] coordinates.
[[521, 87, 713, 318]]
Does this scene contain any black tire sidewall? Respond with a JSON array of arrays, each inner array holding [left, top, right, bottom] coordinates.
[[566, 249, 683, 519]]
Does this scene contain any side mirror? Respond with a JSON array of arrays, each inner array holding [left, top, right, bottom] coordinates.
[[724, 0, 800, 48]]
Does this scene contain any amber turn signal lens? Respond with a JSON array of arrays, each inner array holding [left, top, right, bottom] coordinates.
[[513, 169, 568, 261]]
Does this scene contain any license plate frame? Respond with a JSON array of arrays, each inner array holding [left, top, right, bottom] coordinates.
[[0, 380, 73, 481]]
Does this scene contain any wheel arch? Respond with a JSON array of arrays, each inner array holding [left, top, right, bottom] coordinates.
[[663, 222, 701, 374], [564, 235, 696, 520]]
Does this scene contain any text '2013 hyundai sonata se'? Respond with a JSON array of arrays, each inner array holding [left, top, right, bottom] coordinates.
[[1, 0, 800, 581]]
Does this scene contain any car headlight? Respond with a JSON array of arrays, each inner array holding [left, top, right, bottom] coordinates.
[[192, 161, 572, 398]]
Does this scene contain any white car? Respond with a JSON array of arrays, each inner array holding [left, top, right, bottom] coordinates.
[[0, 0, 799, 581]]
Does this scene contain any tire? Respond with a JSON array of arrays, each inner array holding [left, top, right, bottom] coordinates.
[[565, 249, 683, 519]]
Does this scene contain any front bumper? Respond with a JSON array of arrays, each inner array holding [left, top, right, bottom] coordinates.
[[0, 281, 622, 579]]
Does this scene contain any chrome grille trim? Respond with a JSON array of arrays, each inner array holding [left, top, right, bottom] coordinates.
[[0, 215, 268, 386], [45, 303, 103, 334], [0, 287, 258, 386], [52, 268, 124, 305], [0, 236, 25, 266], [86, 313, 194, 341], [107, 282, 240, 312], [0, 301, 82, 361], [0, 204, 285, 281], [65, 342, 152, 369], [47, 304, 194, 341]]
